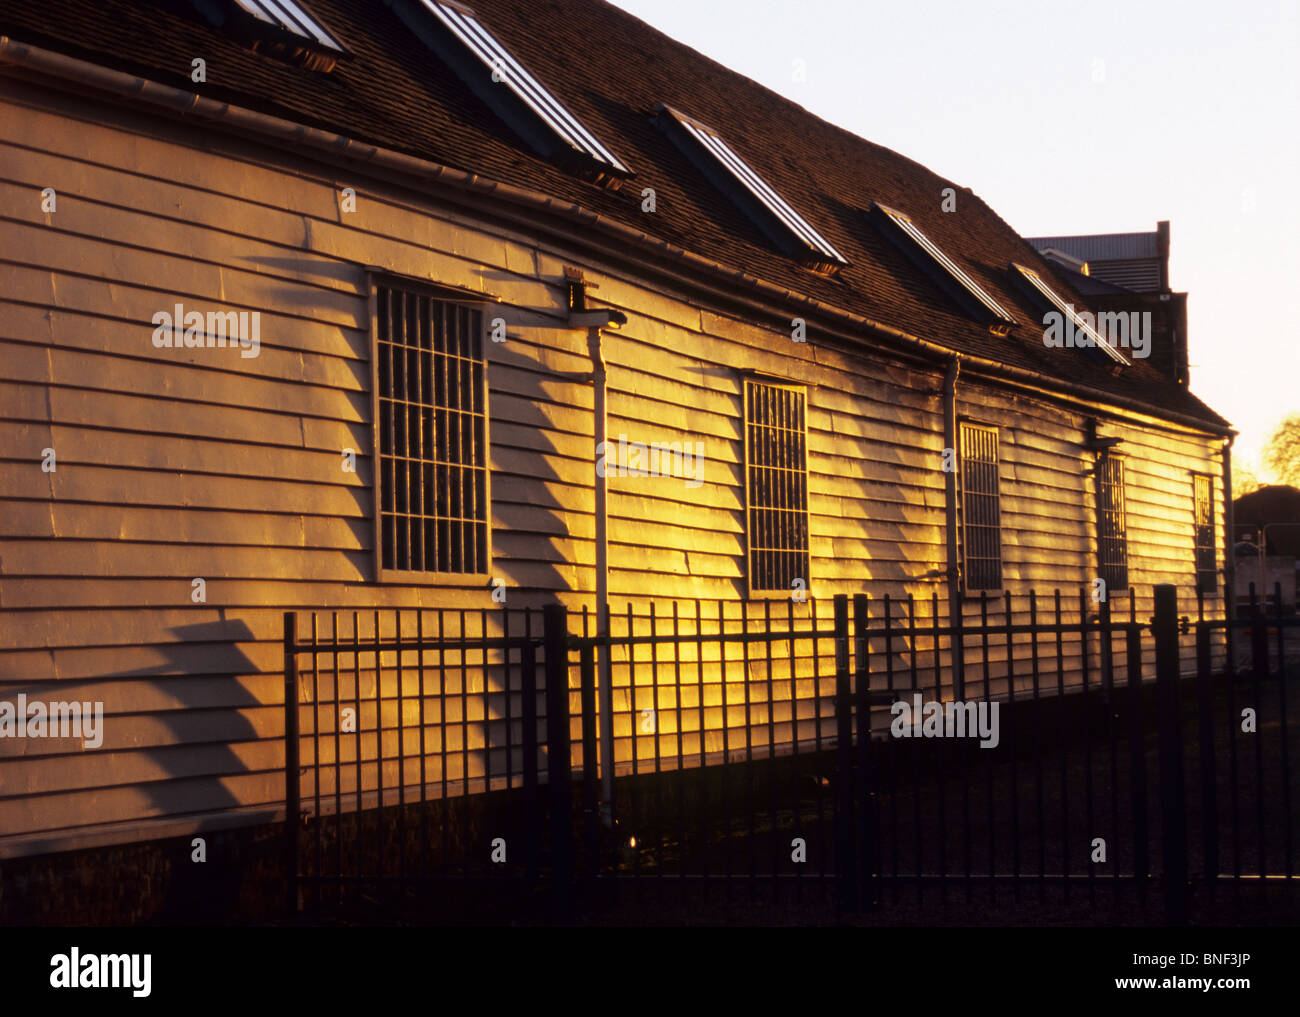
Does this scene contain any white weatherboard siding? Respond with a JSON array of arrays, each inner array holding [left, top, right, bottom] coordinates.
[[0, 80, 1227, 854]]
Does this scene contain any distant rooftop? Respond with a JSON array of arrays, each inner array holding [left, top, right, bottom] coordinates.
[[1027, 232, 1160, 262], [1234, 485, 1300, 557], [1026, 222, 1170, 294]]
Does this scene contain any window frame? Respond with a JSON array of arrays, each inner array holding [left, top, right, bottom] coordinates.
[[397, 0, 631, 186], [872, 203, 1016, 333], [1096, 452, 1130, 596], [958, 420, 1004, 594], [218, 0, 351, 71], [1010, 262, 1132, 370], [742, 376, 812, 599], [233, 0, 346, 52], [369, 272, 493, 586], [657, 104, 848, 274], [1193, 471, 1218, 594]]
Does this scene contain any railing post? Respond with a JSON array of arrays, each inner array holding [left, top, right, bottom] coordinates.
[[1099, 597, 1114, 699], [1251, 597, 1270, 683], [543, 603, 572, 919], [1195, 621, 1218, 904], [852, 593, 875, 911], [1125, 622, 1148, 892], [1275, 582, 1294, 881], [833, 594, 856, 911], [1249, 592, 1271, 890], [1154, 584, 1188, 925], [579, 645, 600, 897], [283, 611, 300, 915], [521, 623, 540, 885], [952, 594, 966, 700]]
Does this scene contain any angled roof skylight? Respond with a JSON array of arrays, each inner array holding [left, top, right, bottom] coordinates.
[[657, 104, 848, 274], [233, 0, 343, 51], [872, 203, 1015, 332], [392, 0, 631, 184], [1011, 263, 1131, 368]]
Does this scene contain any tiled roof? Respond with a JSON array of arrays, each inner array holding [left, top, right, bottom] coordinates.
[[0, 0, 1229, 429]]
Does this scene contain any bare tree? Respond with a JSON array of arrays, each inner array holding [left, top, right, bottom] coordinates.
[[1263, 413, 1300, 486], [1234, 462, 1263, 497]]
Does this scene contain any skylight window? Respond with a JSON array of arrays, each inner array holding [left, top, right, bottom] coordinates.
[[657, 104, 848, 274], [397, 0, 630, 184], [234, 0, 342, 49], [1011, 263, 1131, 368], [872, 203, 1015, 332]]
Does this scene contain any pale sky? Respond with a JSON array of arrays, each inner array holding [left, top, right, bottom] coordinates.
[[612, 0, 1300, 482]]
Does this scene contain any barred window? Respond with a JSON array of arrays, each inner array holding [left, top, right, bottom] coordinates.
[[960, 422, 1002, 591], [1194, 473, 1217, 593], [744, 380, 809, 593], [374, 282, 488, 577], [1098, 454, 1128, 593]]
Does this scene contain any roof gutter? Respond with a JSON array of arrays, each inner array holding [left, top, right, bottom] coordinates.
[[0, 36, 1233, 438]]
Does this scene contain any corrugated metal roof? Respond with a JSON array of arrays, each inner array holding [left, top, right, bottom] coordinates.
[[1025, 232, 1160, 262], [1087, 259, 1162, 292]]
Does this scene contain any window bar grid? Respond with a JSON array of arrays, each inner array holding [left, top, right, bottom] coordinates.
[[1098, 455, 1129, 592], [746, 381, 810, 592], [960, 423, 1002, 591], [377, 284, 487, 576], [1194, 474, 1216, 593]]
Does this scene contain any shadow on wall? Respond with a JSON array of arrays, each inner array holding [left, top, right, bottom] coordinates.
[[285, 266, 583, 826], [0, 619, 269, 922], [100, 618, 266, 819]]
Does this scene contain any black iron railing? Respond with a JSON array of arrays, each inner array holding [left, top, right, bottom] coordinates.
[[283, 584, 1297, 923]]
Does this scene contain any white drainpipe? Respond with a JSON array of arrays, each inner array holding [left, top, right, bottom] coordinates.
[[572, 310, 626, 817]]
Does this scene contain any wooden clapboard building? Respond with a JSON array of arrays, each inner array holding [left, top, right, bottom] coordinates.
[[0, 0, 1232, 868]]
